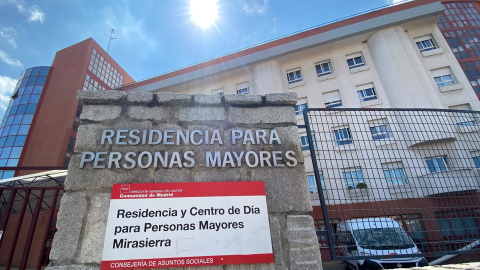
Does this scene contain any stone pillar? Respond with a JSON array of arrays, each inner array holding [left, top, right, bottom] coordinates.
[[47, 91, 321, 270]]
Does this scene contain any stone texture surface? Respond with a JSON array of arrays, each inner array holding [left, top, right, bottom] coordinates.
[[157, 93, 192, 104], [194, 93, 222, 105], [127, 106, 170, 121], [74, 124, 109, 152], [264, 92, 298, 106], [176, 107, 227, 122], [56, 92, 321, 270], [65, 155, 153, 190], [224, 94, 262, 106], [49, 192, 87, 264], [229, 107, 296, 126], [80, 105, 122, 121], [79, 193, 110, 264], [269, 216, 285, 270], [286, 215, 322, 270], [77, 90, 125, 105], [126, 91, 154, 104], [252, 167, 312, 213]]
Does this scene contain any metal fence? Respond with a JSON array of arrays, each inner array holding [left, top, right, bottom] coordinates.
[[303, 108, 480, 261], [0, 171, 66, 270]]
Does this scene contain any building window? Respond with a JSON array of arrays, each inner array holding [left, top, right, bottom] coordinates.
[[382, 162, 409, 185], [449, 104, 477, 126], [286, 68, 302, 84], [300, 135, 317, 151], [323, 90, 342, 108], [346, 53, 365, 69], [333, 127, 353, 146], [307, 173, 325, 193], [471, 151, 480, 169], [435, 209, 480, 241], [212, 88, 224, 96], [295, 98, 308, 115], [343, 168, 365, 189], [356, 84, 378, 102], [315, 61, 332, 77], [432, 67, 456, 87], [369, 118, 391, 140], [236, 82, 249, 94], [415, 36, 438, 52], [425, 156, 448, 173]]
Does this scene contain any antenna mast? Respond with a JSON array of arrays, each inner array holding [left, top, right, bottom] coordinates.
[[107, 28, 116, 53]]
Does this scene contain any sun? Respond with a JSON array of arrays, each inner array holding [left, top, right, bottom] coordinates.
[[190, 0, 218, 28]]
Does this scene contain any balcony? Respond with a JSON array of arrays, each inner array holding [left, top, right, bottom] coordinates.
[[416, 168, 480, 197]]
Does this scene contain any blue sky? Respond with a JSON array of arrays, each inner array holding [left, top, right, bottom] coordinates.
[[0, 0, 402, 119]]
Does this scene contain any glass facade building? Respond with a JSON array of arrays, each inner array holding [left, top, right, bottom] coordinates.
[[0, 66, 50, 179]]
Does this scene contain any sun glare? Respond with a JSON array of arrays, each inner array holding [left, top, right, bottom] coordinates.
[[190, 0, 218, 28]]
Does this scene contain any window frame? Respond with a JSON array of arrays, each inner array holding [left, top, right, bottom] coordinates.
[[300, 134, 317, 151], [369, 118, 391, 140], [416, 36, 438, 52], [332, 126, 353, 146], [323, 90, 342, 108], [425, 156, 449, 173], [357, 85, 378, 102], [382, 161, 409, 185], [346, 53, 366, 69], [286, 68, 303, 84], [315, 61, 333, 77], [294, 103, 308, 115], [342, 168, 365, 189], [432, 67, 456, 87]]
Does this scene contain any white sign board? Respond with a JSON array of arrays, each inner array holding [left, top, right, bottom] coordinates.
[[101, 181, 274, 269]]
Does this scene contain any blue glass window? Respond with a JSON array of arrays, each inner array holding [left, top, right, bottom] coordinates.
[[39, 67, 49, 76], [33, 85, 43, 94], [20, 95, 30, 104], [18, 125, 29, 135], [7, 159, 18, 167], [8, 125, 19, 136], [20, 79, 28, 87], [2, 126, 10, 136], [17, 105, 26, 114], [383, 162, 409, 185], [31, 67, 40, 76], [1, 147, 12, 159], [473, 155, 480, 169], [9, 147, 22, 158], [18, 87, 25, 95], [10, 106, 18, 115], [0, 137, 5, 147], [5, 136, 15, 147], [307, 174, 325, 193], [3, 171, 14, 178], [27, 77, 36, 85], [30, 95, 40, 104], [21, 114, 33, 124], [300, 135, 317, 151], [26, 104, 36, 113], [370, 123, 391, 140], [416, 38, 437, 52], [0, 160, 6, 166], [13, 115, 22, 125], [357, 87, 378, 102], [294, 103, 308, 115], [14, 136, 26, 146], [25, 86, 33, 94], [333, 127, 353, 145], [343, 169, 365, 189], [36, 76, 47, 85], [24, 68, 32, 78], [426, 157, 448, 173], [347, 56, 365, 69]]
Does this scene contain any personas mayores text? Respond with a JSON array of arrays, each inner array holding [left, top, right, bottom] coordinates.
[[79, 129, 299, 169]]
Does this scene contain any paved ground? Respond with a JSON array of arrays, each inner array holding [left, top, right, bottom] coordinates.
[[322, 260, 345, 270]]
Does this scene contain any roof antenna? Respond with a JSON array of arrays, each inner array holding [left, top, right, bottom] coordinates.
[[107, 28, 116, 53]]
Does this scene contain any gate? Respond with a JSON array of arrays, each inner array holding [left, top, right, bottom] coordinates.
[[303, 108, 480, 261], [0, 171, 65, 270]]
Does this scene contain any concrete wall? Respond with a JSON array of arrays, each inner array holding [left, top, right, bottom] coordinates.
[[47, 91, 322, 270]]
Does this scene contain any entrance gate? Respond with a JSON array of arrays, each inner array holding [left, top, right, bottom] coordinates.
[[303, 108, 480, 261], [0, 171, 65, 270]]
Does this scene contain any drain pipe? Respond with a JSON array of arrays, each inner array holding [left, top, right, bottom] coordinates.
[[429, 240, 480, 266]]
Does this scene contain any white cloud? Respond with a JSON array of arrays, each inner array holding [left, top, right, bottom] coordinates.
[[239, 0, 269, 15], [0, 49, 23, 68], [27, 5, 45, 23], [0, 0, 45, 23], [0, 26, 18, 48], [0, 75, 15, 118]]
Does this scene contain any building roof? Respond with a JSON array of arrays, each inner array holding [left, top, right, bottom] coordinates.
[[123, 0, 444, 93]]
